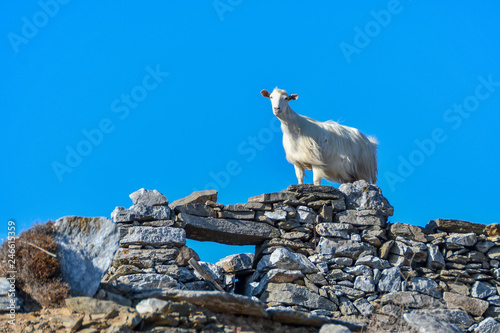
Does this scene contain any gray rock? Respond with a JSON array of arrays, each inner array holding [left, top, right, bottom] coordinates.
[[443, 292, 489, 317], [216, 253, 254, 273], [336, 210, 387, 227], [409, 309, 473, 331], [248, 192, 297, 203], [115, 273, 180, 291], [193, 262, 224, 282], [296, 206, 317, 223], [378, 267, 402, 293], [169, 190, 218, 209], [425, 218, 485, 235], [354, 276, 375, 292], [381, 291, 443, 309], [411, 277, 441, 298], [355, 255, 390, 270], [317, 238, 375, 259], [253, 269, 304, 296], [390, 240, 427, 263], [487, 295, 500, 306], [264, 209, 287, 221], [0, 278, 11, 296], [319, 323, 352, 333], [133, 289, 265, 317], [327, 269, 354, 282], [471, 281, 497, 299], [135, 297, 169, 315], [66, 296, 135, 314], [257, 247, 318, 274], [0, 295, 21, 313], [180, 213, 280, 245], [120, 226, 186, 247], [339, 296, 358, 315], [285, 184, 344, 198], [111, 247, 179, 269], [324, 285, 365, 298], [476, 240, 495, 253], [352, 298, 374, 316], [403, 311, 462, 333], [344, 265, 372, 276], [129, 188, 168, 206], [111, 205, 172, 223], [218, 210, 255, 220], [54, 216, 120, 296], [223, 203, 272, 211], [339, 180, 394, 215], [474, 317, 500, 333], [426, 243, 445, 270], [262, 283, 336, 310], [446, 232, 477, 247], [174, 203, 217, 218], [268, 306, 362, 330], [316, 223, 353, 238], [389, 222, 428, 243], [487, 247, 500, 260]]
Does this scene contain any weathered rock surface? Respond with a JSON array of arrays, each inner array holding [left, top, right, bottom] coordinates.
[[119, 226, 185, 247], [169, 190, 218, 209], [180, 213, 279, 245], [216, 253, 254, 273], [262, 283, 336, 310], [443, 292, 489, 317], [257, 247, 318, 274], [129, 188, 168, 206], [132, 288, 267, 317], [54, 216, 120, 296], [28, 184, 500, 332], [403, 311, 462, 333], [426, 218, 486, 235], [111, 205, 171, 223]]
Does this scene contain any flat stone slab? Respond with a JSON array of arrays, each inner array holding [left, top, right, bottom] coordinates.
[[426, 219, 486, 235], [443, 291, 489, 317], [268, 307, 364, 331], [120, 226, 186, 247], [169, 190, 218, 209], [180, 213, 280, 245], [131, 288, 267, 317], [261, 283, 336, 311], [248, 192, 297, 203]]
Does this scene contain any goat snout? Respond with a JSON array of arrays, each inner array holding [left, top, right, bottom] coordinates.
[[273, 107, 280, 111]]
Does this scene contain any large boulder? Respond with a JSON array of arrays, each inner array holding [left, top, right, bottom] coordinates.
[[53, 216, 120, 296]]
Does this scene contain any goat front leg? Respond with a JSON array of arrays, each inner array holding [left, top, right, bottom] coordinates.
[[312, 165, 322, 185], [294, 165, 305, 184]]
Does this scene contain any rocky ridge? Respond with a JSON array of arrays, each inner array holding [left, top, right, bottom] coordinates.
[[2, 181, 500, 332]]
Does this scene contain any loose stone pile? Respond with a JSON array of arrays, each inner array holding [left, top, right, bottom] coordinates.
[[5, 182, 500, 332], [97, 182, 500, 332]]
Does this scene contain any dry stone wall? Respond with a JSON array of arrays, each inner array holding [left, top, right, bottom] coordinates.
[[97, 181, 500, 332]]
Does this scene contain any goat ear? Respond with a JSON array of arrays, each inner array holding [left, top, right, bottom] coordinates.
[[289, 94, 298, 101], [260, 89, 271, 98]]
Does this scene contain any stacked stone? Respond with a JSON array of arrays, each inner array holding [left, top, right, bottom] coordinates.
[[101, 183, 500, 332], [105, 188, 209, 302], [104, 188, 257, 304], [245, 181, 396, 324]]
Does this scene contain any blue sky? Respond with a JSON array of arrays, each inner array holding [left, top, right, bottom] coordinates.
[[1, 1, 499, 263]]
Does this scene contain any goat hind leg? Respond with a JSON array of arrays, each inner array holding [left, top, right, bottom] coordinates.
[[312, 166, 322, 185], [294, 165, 305, 184]]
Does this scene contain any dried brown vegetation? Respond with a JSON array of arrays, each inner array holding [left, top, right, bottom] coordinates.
[[0, 221, 69, 309]]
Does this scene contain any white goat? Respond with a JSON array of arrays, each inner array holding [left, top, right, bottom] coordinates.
[[261, 87, 378, 185]]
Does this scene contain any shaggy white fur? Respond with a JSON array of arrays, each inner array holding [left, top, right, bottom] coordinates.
[[261, 87, 378, 185]]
